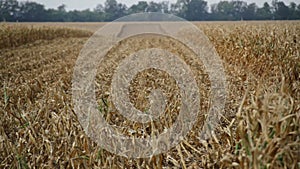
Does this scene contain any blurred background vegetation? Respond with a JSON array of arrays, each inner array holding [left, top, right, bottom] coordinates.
[[1, 0, 300, 22]]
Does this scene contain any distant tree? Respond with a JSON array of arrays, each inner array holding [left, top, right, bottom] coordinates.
[[93, 4, 105, 21], [185, 0, 208, 20], [94, 4, 104, 13], [289, 2, 298, 19], [274, 1, 290, 19], [231, 0, 247, 20], [242, 3, 257, 20], [46, 9, 65, 22], [0, 0, 19, 21], [210, 3, 217, 14], [53, 4, 68, 21], [160, 1, 169, 13], [80, 9, 99, 21], [67, 9, 103, 22], [170, 1, 181, 16], [1, 0, 300, 22], [147, 1, 163, 12], [210, 1, 257, 20], [19, 2, 47, 22], [257, 2, 273, 20], [209, 3, 221, 20], [170, 0, 185, 17], [57, 4, 66, 12], [104, 0, 127, 21], [297, 4, 300, 19], [215, 1, 235, 20], [171, 0, 208, 20], [68, 10, 81, 21], [128, 1, 148, 14], [271, 0, 278, 12]]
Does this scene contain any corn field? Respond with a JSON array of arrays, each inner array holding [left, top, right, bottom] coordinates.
[[0, 21, 299, 168]]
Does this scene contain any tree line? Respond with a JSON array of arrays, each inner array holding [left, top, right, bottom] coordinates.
[[1, 0, 300, 22]]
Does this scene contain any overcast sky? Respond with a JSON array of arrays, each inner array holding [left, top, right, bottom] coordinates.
[[21, 0, 300, 11]]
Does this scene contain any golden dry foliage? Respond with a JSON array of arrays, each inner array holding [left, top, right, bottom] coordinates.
[[0, 24, 92, 49], [0, 22, 299, 169]]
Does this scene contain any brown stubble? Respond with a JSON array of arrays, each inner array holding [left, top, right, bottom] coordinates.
[[0, 21, 299, 168]]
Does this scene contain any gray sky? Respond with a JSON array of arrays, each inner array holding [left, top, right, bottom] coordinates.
[[21, 0, 300, 11]]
